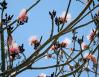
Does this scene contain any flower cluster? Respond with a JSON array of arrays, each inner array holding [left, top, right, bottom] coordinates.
[[81, 42, 88, 50], [9, 42, 19, 61], [50, 38, 71, 50], [9, 42, 19, 54], [55, 11, 71, 25], [17, 9, 28, 25], [7, 35, 25, 61], [87, 29, 96, 41], [28, 36, 40, 49], [84, 53, 97, 64]]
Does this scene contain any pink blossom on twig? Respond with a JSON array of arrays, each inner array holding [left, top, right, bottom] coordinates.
[[87, 29, 96, 41], [84, 53, 97, 64], [61, 38, 71, 47], [9, 42, 19, 54], [81, 42, 88, 50], [28, 36, 38, 45], [59, 11, 71, 23], [50, 45, 58, 50], [18, 9, 27, 22]]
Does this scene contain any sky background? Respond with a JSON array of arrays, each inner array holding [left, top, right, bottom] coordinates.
[[0, 0, 98, 77]]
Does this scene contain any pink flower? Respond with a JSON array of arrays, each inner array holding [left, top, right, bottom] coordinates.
[[28, 36, 38, 45], [7, 35, 20, 55], [87, 29, 96, 41], [84, 53, 97, 64], [85, 54, 92, 60], [58, 17, 66, 24], [39, 73, 46, 77], [50, 45, 58, 50], [81, 42, 88, 50], [18, 9, 27, 22], [59, 11, 71, 23], [9, 42, 19, 54], [91, 56, 97, 64], [61, 38, 71, 47]]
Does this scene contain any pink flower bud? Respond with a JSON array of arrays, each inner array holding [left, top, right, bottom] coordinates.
[[81, 42, 88, 50], [59, 17, 67, 23], [39, 73, 46, 77], [60, 11, 71, 23], [87, 29, 96, 41], [50, 45, 58, 50], [84, 53, 97, 64], [61, 38, 71, 47], [9, 42, 19, 54], [91, 55, 97, 64], [28, 36, 38, 45], [9, 48, 19, 54], [85, 54, 92, 60], [18, 9, 27, 22]]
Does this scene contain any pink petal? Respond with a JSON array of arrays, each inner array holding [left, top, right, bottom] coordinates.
[[28, 36, 38, 45], [81, 42, 88, 50], [18, 9, 27, 22]]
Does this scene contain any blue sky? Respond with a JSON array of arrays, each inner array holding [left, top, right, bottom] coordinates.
[[1, 0, 98, 77]]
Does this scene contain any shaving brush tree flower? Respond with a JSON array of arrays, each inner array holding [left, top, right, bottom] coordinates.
[[0, 0, 99, 77]]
